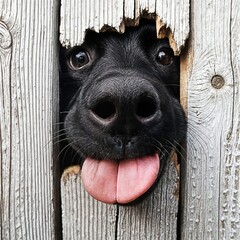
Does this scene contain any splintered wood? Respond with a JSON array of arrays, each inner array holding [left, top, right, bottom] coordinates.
[[60, 0, 189, 54]]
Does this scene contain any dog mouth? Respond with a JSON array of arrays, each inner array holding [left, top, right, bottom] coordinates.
[[81, 153, 160, 204]]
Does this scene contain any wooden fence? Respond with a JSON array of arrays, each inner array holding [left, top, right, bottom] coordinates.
[[0, 0, 239, 239]]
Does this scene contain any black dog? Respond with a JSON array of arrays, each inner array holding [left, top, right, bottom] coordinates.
[[60, 21, 186, 204]]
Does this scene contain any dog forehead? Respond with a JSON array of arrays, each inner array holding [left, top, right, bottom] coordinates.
[[103, 40, 143, 65], [85, 25, 156, 54], [104, 27, 157, 51], [90, 30, 156, 69]]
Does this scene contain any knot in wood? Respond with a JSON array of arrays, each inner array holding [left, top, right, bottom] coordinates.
[[0, 21, 12, 49], [211, 75, 225, 89]]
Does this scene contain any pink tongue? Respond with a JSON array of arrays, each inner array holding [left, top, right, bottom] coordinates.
[[81, 154, 160, 204]]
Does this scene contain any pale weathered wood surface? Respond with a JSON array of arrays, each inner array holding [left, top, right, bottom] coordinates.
[[59, 1, 190, 239], [0, 1, 59, 239], [61, 166, 117, 240], [61, 161, 179, 240], [60, 0, 189, 53], [60, 1, 189, 239], [181, 0, 240, 239], [116, 159, 179, 240]]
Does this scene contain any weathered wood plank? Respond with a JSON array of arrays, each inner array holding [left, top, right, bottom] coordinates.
[[117, 159, 179, 239], [60, 1, 189, 239], [155, 0, 189, 53], [181, 0, 240, 239], [60, 0, 189, 53], [0, 1, 59, 239], [61, 166, 117, 240], [60, 0, 124, 48], [61, 161, 179, 240]]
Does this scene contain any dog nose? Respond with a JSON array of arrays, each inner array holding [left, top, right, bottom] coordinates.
[[89, 94, 158, 124], [135, 96, 158, 121], [113, 136, 133, 149], [91, 100, 117, 121]]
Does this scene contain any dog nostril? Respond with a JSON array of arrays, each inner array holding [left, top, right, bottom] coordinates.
[[92, 100, 116, 120], [115, 138, 123, 148], [136, 97, 157, 119]]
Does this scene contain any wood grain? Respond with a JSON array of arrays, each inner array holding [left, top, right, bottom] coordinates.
[[61, 166, 117, 240], [0, 1, 59, 239], [59, 1, 190, 239], [61, 161, 179, 240], [117, 160, 179, 240], [181, 0, 240, 239], [60, 0, 189, 53], [60, 0, 124, 47]]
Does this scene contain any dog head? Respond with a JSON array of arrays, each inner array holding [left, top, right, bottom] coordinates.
[[60, 22, 186, 204]]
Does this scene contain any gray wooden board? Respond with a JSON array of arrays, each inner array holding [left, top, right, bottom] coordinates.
[[0, 0, 59, 239], [59, 0, 190, 239], [60, 0, 190, 53], [61, 160, 179, 240], [181, 0, 240, 239], [117, 159, 179, 240], [61, 167, 117, 240]]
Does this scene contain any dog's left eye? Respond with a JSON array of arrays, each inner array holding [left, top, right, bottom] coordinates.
[[156, 48, 174, 66], [68, 49, 90, 70]]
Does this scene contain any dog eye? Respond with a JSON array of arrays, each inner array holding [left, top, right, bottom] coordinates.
[[68, 49, 90, 69], [156, 48, 174, 66]]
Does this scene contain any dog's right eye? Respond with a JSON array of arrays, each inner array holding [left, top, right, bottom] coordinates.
[[68, 49, 90, 70], [156, 48, 174, 66]]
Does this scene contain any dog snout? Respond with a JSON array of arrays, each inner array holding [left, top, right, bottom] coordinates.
[[135, 95, 159, 121], [90, 94, 159, 121], [88, 78, 162, 138], [90, 99, 117, 122], [113, 136, 134, 149]]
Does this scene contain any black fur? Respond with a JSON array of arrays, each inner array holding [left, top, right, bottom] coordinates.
[[60, 21, 186, 201]]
